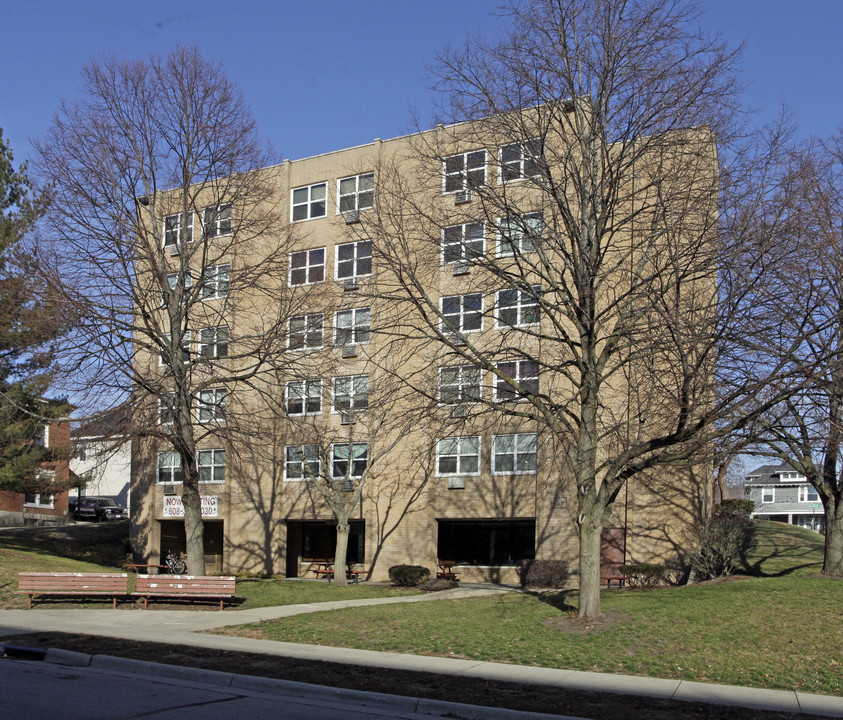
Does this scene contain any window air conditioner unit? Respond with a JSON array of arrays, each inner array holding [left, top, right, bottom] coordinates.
[[344, 209, 360, 224], [342, 344, 358, 358], [450, 404, 467, 418], [168, 243, 179, 257], [163, 484, 177, 496], [341, 413, 355, 425], [452, 261, 470, 276], [448, 477, 466, 490], [454, 189, 471, 205], [343, 278, 359, 291], [451, 334, 466, 346]]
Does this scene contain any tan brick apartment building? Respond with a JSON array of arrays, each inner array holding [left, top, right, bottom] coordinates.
[[131, 112, 715, 582]]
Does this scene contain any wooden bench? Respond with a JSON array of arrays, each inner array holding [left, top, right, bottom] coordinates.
[[17, 572, 128, 609], [601, 574, 626, 588], [132, 575, 237, 610]]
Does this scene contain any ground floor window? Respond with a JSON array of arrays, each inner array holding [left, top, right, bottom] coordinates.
[[298, 520, 365, 564], [437, 518, 535, 565]]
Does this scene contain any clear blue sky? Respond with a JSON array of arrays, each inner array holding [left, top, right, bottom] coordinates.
[[2, 1, 842, 163]]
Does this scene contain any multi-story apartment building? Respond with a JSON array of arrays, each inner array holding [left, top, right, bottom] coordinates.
[[130, 113, 715, 582]]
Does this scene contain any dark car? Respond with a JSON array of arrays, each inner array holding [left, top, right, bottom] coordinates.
[[74, 497, 126, 522]]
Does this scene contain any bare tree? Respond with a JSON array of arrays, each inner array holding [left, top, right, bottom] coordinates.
[[33, 47, 303, 574], [364, 0, 798, 617], [744, 136, 843, 575]]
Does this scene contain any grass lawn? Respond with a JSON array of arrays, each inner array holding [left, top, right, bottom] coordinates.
[[217, 521, 843, 696], [0, 522, 414, 609]]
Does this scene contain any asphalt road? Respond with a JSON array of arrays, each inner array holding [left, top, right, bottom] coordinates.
[[2, 655, 581, 720]]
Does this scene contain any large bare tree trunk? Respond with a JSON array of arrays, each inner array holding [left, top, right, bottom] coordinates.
[[577, 517, 603, 619], [823, 499, 843, 576], [333, 518, 350, 587]]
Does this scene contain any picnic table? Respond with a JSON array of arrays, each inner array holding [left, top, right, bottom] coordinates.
[[436, 562, 460, 581], [311, 561, 366, 582]]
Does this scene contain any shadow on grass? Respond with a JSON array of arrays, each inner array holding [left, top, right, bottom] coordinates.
[[522, 589, 578, 613], [741, 522, 824, 578]]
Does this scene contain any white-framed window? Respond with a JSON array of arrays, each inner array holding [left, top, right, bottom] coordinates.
[[493, 433, 538, 474], [436, 436, 481, 476], [495, 360, 540, 401], [334, 307, 371, 346], [332, 442, 367, 478], [289, 248, 326, 286], [332, 375, 369, 412], [438, 365, 481, 404], [496, 287, 540, 327], [442, 222, 484, 264], [443, 150, 486, 193], [158, 395, 175, 425], [160, 332, 191, 366], [799, 485, 820, 502], [197, 388, 227, 423], [288, 313, 324, 350], [164, 272, 193, 306], [202, 204, 232, 238], [499, 139, 541, 182], [761, 487, 775, 503], [441, 293, 483, 333], [24, 472, 55, 508], [201, 264, 230, 300], [198, 326, 229, 359], [292, 182, 327, 221], [285, 445, 320, 481], [164, 211, 193, 247], [157, 451, 183, 483], [198, 449, 225, 483], [286, 379, 322, 416], [497, 213, 542, 256], [338, 173, 374, 213], [335, 240, 372, 280]]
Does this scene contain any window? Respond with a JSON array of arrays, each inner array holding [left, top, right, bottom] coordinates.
[[198, 449, 225, 483], [438, 366, 481, 404], [157, 451, 183, 483], [443, 150, 486, 192], [499, 139, 541, 182], [164, 272, 193, 306], [437, 519, 535, 566], [203, 204, 232, 238], [495, 360, 540, 400], [493, 433, 538, 474], [338, 173, 374, 213], [761, 487, 774, 503], [441, 293, 483, 333], [799, 485, 820, 502], [333, 375, 369, 412], [332, 443, 367, 478], [164, 212, 193, 247], [201, 264, 230, 299], [160, 332, 191, 366], [496, 287, 540, 327], [289, 248, 325, 286], [285, 445, 320, 481], [24, 472, 55, 508], [197, 388, 227, 422], [158, 396, 174, 425], [336, 240, 372, 280], [436, 436, 480, 476], [198, 326, 229, 359], [498, 213, 542, 256], [334, 307, 370, 346], [288, 313, 323, 350], [286, 380, 322, 416], [292, 182, 327, 221], [442, 222, 484, 264]]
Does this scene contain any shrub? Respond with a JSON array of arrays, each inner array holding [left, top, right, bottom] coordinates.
[[720, 498, 756, 517], [418, 577, 460, 592], [517, 559, 570, 588], [619, 563, 667, 588], [388, 564, 430, 587], [692, 504, 757, 580]]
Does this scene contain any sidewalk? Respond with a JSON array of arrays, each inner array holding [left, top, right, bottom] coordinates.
[[1, 583, 842, 718]]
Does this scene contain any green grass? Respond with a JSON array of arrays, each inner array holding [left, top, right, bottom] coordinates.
[[218, 521, 843, 696]]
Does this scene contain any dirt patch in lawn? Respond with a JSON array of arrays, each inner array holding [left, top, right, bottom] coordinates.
[[0, 631, 816, 720]]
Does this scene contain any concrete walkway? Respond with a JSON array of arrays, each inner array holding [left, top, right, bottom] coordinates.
[[1, 583, 842, 718]]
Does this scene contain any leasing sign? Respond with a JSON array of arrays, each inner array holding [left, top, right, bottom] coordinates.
[[162, 495, 218, 518]]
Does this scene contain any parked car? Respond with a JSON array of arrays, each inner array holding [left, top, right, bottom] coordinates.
[[74, 497, 126, 522]]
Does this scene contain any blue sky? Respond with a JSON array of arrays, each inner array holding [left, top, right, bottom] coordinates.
[[1, 1, 842, 166]]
